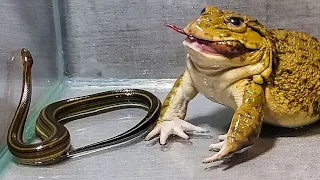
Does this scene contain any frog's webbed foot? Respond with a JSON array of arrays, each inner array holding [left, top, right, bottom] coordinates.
[[207, 134, 227, 152], [210, 134, 252, 153], [145, 118, 207, 145], [203, 135, 253, 163]]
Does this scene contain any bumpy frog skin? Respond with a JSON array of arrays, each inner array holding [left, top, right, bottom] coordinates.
[[145, 6, 320, 163]]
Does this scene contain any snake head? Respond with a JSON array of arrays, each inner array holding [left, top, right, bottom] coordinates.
[[21, 48, 33, 66]]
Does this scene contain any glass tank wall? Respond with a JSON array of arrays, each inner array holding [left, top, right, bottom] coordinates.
[[0, 0, 64, 165], [1, 0, 320, 179]]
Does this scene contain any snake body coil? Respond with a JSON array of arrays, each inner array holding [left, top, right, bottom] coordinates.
[[7, 49, 161, 165]]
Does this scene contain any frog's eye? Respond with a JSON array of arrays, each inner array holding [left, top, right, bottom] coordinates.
[[228, 17, 244, 26], [200, 8, 206, 15]]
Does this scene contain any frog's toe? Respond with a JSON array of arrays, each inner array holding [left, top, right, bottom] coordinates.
[[204, 142, 253, 163], [218, 134, 227, 141], [146, 119, 207, 145], [203, 144, 234, 163], [208, 141, 224, 151], [208, 134, 227, 152], [145, 125, 161, 140]]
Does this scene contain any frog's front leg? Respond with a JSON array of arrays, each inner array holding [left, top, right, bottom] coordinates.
[[203, 81, 265, 163], [145, 70, 206, 144]]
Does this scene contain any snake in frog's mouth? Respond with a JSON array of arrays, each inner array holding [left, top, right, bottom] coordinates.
[[166, 24, 251, 58]]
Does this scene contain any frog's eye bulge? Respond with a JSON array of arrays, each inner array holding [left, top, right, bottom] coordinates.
[[228, 17, 244, 27]]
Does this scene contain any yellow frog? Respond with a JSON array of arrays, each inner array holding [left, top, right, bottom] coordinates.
[[145, 6, 320, 163]]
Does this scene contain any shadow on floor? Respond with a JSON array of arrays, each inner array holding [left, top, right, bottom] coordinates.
[[188, 107, 320, 170], [260, 120, 320, 138]]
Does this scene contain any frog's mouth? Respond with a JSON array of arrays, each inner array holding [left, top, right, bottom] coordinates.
[[166, 24, 251, 58]]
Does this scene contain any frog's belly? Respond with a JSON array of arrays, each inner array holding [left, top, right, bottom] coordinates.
[[188, 70, 237, 109]]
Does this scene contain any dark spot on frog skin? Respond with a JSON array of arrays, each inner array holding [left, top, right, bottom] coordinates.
[[278, 69, 293, 75], [300, 38, 308, 42], [283, 69, 292, 74], [301, 55, 308, 59], [204, 33, 213, 39], [312, 101, 320, 116], [311, 36, 319, 42]]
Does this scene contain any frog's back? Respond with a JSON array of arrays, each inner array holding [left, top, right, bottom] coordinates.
[[264, 29, 320, 127]]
